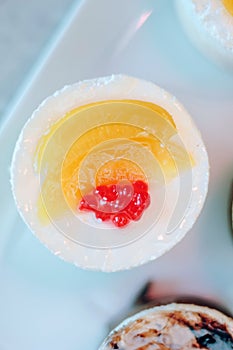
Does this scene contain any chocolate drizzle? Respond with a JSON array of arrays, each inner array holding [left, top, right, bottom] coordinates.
[[108, 310, 233, 349], [190, 313, 233, 349], [166, 311, 233, 349]]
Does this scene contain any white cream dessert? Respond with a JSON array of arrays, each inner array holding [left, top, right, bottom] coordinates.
[[99, 303, 233, 349], [11, 75, 208, 271], [175, 0, 233, 70]]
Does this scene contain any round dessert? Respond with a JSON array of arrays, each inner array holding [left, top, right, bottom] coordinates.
[[175, 0, 233, 70], [99, 303, 233, 349], [11, 75, 209, 271]]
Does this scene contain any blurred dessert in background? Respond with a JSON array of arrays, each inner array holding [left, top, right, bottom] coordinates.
[[99, 301, 233, 349], [175, 0, 233, 70]]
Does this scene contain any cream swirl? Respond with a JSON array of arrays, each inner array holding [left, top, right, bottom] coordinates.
[[99, 303, 233, 349]]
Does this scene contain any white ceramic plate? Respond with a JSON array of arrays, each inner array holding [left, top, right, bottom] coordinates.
[[1, 0, 233, 349]]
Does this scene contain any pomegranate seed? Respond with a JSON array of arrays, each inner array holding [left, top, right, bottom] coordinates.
[[116, 182, 134, 198], [95, 211, 111, 221], [79, 180, 150, 227], [131, 209, 144, 221], [95, 185, 108, 200], [79, 198, 89, 210], [132, 192, 144, 207], [95, 184, 118, 202], [133, 180, 148, 193], [106, 184, 118, 201], [79, 194, 98, 211], [133, 192, 150, 208], [115, 182, 134, 211], [125, 202, 144, 221], [112, 212, 130, 228]]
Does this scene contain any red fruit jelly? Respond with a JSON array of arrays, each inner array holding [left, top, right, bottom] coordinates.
[[78, 180, 150, 228]]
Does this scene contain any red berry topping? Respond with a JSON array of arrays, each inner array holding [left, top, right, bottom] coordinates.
[[95, 211, 111, 221], [125, 201, 144, 221], [79, 180, 150, 228], [136, 192, 151, 208], [133, 180, 148, 193], [106, 184, 118, 201], [79, 194, 98, 211], [95, 185, 108, 200], [116, 182, 134, 197], [79, 198, 89, 210], [132, 192, 144, 206], [112, 212, 130, 228], [95, 184, 118, 202], [115, 182, 134, 211]]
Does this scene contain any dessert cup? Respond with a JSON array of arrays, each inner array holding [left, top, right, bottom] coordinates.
[[99, 302, 233, 349], [11, 75, 209, 271]]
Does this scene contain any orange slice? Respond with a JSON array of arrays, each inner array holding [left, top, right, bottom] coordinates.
[[95, 159, 147, 187], [223, 0, 233, 16], [35, 99, 191, 224]]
